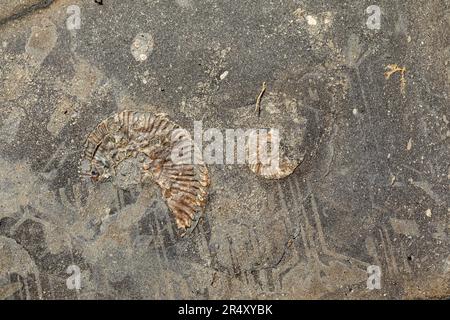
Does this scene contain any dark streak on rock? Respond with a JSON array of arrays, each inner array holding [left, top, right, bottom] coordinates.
[[0, 0, 56, 27]]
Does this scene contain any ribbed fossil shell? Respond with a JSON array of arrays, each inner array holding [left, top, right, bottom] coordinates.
[[248, 158, 299, 179], [81, 110, 209, 230], [247, 130, 299, 179]]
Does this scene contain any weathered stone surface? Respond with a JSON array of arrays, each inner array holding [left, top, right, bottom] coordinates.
[[0, 0, 448, 299], [0, 0, 51, 22]]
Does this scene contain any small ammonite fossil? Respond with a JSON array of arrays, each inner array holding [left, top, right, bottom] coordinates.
[[248, 154, 299, 180], [247, 130, 300, 180], [81, 110, 209, 230]]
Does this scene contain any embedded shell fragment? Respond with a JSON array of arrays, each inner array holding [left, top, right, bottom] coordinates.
[[248, 157, 299, 179], [82, 110, 209, 230], [247, 130, 300, 179]]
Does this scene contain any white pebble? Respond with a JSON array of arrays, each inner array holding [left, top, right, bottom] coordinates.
[[220, 70, 229, 80], [406, 138, 412, 151], [306, 15, 318, 26]]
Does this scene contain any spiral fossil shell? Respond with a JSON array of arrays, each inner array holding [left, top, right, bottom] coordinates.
[[81, 110, 209, 230]]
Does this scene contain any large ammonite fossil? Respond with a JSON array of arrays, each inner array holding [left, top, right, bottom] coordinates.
[[80, 110, 209, 230]]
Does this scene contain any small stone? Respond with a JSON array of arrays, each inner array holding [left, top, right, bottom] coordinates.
[[390, 175, 396, 185], [306, 15, 318, 26], [219, 70, 229, 80], [425, 209, 432, 218], [406, 138, 412, 151], [131, 32, 154, 62]]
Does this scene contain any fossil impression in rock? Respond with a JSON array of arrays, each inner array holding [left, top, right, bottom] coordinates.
[[247, 129, 300, 179], [81, 110, 209, 230], [248, 156, 299, 179]]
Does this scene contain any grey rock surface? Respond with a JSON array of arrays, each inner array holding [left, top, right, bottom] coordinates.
[[0, 0, 449, 299]]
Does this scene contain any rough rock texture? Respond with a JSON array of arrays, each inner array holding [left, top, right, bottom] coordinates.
[[0, 0, 449, 299], [0, 0, 54, 23]]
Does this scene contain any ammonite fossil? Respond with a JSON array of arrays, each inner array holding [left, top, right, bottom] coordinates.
[[81, 110, 209, 230], [246, 129, 300, 180]]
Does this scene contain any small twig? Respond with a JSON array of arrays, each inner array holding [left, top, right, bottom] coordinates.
[[255, 81, 267, 116]]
